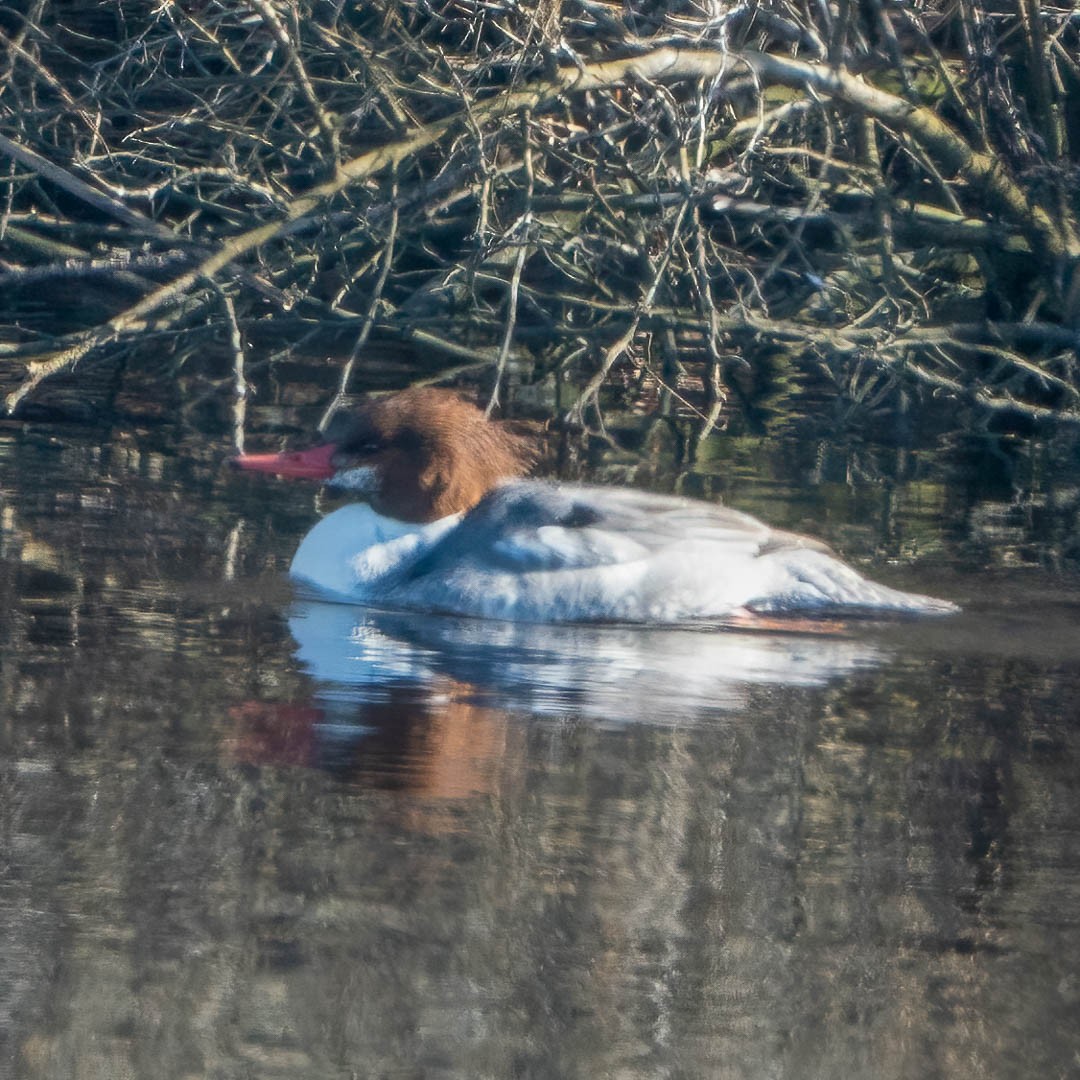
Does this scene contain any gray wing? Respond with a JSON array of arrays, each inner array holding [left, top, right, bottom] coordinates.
[[396, 480, 824, 579]]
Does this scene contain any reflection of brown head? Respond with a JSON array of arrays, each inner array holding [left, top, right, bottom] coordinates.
[[399, 689, 522, 835], [405, 685, 514, 801], [228, 677, 520, 832]]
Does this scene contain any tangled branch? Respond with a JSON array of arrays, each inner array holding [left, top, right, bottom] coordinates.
[[2, 1, 1078, 429]]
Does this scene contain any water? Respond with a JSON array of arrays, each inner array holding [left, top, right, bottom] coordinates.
[[2, 420, 1080, 1079]]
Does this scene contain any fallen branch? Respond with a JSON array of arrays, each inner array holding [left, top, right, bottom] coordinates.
[[4, 22, 1079, 417]]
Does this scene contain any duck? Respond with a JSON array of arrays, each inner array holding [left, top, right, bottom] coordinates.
[[232, 387, 958, 624]]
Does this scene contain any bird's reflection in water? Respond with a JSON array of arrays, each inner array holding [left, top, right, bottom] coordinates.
[[230, 602, 885, 818], [230, 684, 517, 834]]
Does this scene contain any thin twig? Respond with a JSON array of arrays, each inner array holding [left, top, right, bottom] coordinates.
[[319, 174, 401, 431], [487, 108, 535, 416]]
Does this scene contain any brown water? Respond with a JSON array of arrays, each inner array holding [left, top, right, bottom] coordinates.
[[2, 420, 1079, 1079]]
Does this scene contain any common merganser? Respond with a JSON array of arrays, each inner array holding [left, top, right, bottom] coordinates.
[[233, 387, 958, 623]]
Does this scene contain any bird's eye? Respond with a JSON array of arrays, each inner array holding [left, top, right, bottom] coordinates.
[[352, 442, 381, 456]]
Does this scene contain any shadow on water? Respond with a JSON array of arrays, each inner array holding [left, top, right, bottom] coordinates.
[[2, 416, 1080, 1078]]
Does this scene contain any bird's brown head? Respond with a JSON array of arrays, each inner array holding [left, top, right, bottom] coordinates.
[[233, 387, 534, 523]]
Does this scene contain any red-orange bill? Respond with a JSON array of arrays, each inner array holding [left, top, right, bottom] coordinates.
[[231, 442, 339, 480]]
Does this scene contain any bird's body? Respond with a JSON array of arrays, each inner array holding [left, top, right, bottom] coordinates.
[[234, 388, 957, 624]]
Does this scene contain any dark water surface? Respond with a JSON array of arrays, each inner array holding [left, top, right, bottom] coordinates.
[[2, 421, 1080, 1079]]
